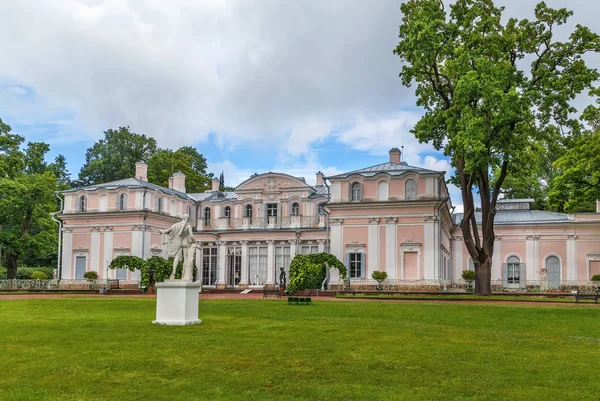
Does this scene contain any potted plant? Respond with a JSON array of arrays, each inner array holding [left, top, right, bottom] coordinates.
[[462, 270, 475, 293], [371, 271, 388, 291], [83, 271, 99, 290]]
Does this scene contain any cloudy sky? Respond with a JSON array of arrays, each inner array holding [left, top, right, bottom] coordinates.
[[1, 0, 598, 210]]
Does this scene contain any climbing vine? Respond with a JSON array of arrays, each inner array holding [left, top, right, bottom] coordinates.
[[109, 255, 146, 272], [287, 253, 346, 294]]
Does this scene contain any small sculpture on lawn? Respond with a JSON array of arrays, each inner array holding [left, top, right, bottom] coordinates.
[[160, 214, 196, 280], [279, 267, 287, 286]]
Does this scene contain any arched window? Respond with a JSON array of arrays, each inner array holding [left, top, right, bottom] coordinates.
[[507, 256, 521, 286], [154, 196, 162, 213], [224, 206, 231, 220], [245, 204, 253, 218], [318, 203, 325, 215], [546, 256, 560, 288], [118, 193, 128, 211], [405, 179, 417, 200], [351, 182, 362, 201], [291, 202, 300, 216], [99, 194, 108, 212], [78, 195, 87, 212], [378, 181, 389, 201], [204, 207, 211, 226]]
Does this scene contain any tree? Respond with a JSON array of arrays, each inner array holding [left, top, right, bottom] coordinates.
[[394, 0, 600, 294], [549, 129, 600, 212], [147, 146, 211, 193], [77, 127, 157, 186], [0, 119, 63, 278]]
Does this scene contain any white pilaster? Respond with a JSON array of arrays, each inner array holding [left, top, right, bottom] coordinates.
[[217, 242, 227, 285], [240, 241, 249, 285], [61, 230, 73, 279], [453, 238, 463, 281], [423, 219, 436, 279], [367, 218, 379, 274], [567, 234, 577, 280], [525, 235, 537, 282], [318, 240, 325, 253], [385, 218, 397, 280], [266, 240, 275, 284], [102, 230, 113, 280], [492, 236, 501, 281], [330, 219, 343, 261]]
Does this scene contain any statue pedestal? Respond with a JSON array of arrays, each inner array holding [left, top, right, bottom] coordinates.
[[153, 280, 202, 326]]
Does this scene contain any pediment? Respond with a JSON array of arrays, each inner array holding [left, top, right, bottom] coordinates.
[[236, 173, 310, 192]]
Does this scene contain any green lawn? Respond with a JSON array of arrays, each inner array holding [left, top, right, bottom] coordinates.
[[335, 293, 580, 302], [1, 299, 599, 401]]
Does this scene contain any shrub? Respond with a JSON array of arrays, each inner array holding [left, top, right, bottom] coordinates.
[[30, 271, 48, 280], [591, 275, 600, 282], [371, 271, 388, 281], [287, 253, 347, 294], [462, 270, 475, 281], [83, 271, 99, 281]]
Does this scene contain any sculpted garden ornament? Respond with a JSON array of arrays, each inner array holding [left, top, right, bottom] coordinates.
[[160, 214, 196, 280]]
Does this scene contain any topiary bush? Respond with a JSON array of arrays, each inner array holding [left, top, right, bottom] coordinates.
[[462, 270, 475, 281], [83, 271, 98, 281], [287, 253, 347, 294], [591, 275, 600, 281], [371, 271, 388, 281], [30, 271, 48, 280]]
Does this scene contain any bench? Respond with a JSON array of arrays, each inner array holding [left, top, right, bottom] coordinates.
[[288, 297, 311, 305], [263, 286, 280, 299], [575, 288, 599, 304]]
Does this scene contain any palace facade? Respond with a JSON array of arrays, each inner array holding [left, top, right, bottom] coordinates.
[[57, 148, 600, 289]]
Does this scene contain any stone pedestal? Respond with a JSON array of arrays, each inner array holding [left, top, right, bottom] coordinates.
[[153, 280, 202, 326]]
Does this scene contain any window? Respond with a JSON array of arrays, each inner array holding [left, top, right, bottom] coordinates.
[[291, 202, 300, 216], [154, 196, 162, 213], [275, 246, 291, 284], [468, 258, 474, 271], [116, 267, 127, 280], [203, 207, 211, 226], [202, 247, 218, 286], [318, 203, 325, 215], [118, 193, 128, 211], [405, 179, 417, 200], [507, 256, 520, 285], [75, 256, 86, 279], [546, 256, 560, 289], [301, 245, 319, 254], [99, 194, 108, 212], [245, 204, 253, 218], [349, 253, 364, 279], [378, 181, 389, 201], [351, 182, 361, 201], [248, 246, 268, 285], [224, 206, 231, 220], [266, 203, 278, 217], [78, 195, 87, 212]]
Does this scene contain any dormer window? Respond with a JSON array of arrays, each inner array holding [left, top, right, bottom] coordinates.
[[78, 195, 87, 212], [405, 179, 417, 200], [204, 207, 211, 226], [245, 204, 253, 218], [351, 182, 362, 201], [291, 202, 300, 216], [118, 193, 128, 211], [224, 206, 231, 220]]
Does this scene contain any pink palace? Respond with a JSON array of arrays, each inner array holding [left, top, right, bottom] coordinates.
[[56, 148, 600, 289]]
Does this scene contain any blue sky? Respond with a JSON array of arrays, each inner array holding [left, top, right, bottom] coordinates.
[[1, 0, 598, 211]]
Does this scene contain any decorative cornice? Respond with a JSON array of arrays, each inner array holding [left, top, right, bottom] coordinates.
[[368, 217, 379, 224], [385, 217, 397, 224], [424, 215, 438, 222], [90, 226, 101, 232], [330, 218, 343, 226], [103, 226, 113, 232], [567, 234, 578, 239], [62, 227, 72, 232]]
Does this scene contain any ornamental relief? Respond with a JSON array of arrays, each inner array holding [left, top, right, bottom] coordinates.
[[251, 177, 294, 192]]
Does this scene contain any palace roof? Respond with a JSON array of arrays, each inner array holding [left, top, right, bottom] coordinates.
[[327, 161, 442, 179]]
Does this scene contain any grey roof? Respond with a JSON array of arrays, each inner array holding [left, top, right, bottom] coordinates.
[[309, 185, 328, 198], [188, 191, 238, 203], [452, 210, 571, 225], [328, 161, 442, 179], [497, 198, 535, 204], [64, 178, 192, 200]]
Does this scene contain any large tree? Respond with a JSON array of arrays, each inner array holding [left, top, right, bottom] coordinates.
[[0, 118, 65, 278], [147, 146, 211, 193], [77, 127, 158, 186], [394, 0, 600, 294]]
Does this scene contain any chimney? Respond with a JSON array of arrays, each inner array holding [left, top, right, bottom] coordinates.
[[316, 171, 324, 186], [168, 177, 174, 189], [135, 162, 147, 181], [171, 172, 186, 193], [389, 148, 401, 164], [212, 177, 219, 191]]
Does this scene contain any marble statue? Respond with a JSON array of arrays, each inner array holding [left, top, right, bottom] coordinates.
[[182, 242, 197, 281], [160, 214, 196, 280]]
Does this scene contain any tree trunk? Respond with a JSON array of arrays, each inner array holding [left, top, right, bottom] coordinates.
[[7, 254, 18, 279], [474, 257, 492, 295]]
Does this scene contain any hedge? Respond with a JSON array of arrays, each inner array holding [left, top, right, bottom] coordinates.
[[287, 253, 346, 294]]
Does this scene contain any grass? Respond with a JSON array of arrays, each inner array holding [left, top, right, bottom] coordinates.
[[335, 293, 580, 303], [1, 298, 600, 401]]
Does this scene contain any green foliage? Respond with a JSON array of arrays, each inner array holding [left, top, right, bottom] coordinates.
[[462, 270, 476, 281], [77, 127, 158, 186], [549, 130, 600, 212], [147, 147, 210, 193], [30, 271, 48, 280], [371, 271, 388, 281], [141, 256, 172, 287], [287, 253, 347, 294], [591, 275, 600, 282], [394, 0, 600, 294], [83, 271, 99, 281], [108, 256, 147, 272]]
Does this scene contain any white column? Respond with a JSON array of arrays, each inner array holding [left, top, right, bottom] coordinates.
[[368, 218, 379, 274], [385, 218, 397, 280], [290, 241, 297, 259], [567, 234, 577, 281], [318, 239, 325, 253], [525, 235, 537, 283], [102, 230, 113, 280], [266, 240, 275, 284], [132, 230, 141, 257], [453, 238, 463, 281], [240, 241, 249, 285], [217, 241, 227, 286], [90, 230, 100, 274], [330, 220, 343, 261], [423, 219, 436, 279], [492, 236, 502, 281], [61, 230, 73, 279]]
